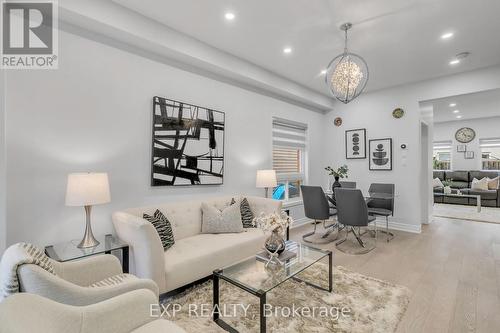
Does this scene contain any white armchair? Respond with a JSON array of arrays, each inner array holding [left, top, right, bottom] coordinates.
[[0, 289, 185, 333], [17, 254, 159, 306]]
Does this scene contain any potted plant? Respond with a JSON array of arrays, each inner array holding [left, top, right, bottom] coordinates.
[[325, 165, 349, 194], [442, 179, 453, 194]]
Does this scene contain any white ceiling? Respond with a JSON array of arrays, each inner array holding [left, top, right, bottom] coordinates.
[[422, 88, 500, 123], [113, 0, 500, 95]]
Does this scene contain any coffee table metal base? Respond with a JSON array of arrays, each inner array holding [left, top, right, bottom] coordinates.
[[212, 251, 332, 333]]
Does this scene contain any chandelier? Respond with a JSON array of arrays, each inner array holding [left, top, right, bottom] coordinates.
[[325, 23, 369, 104]]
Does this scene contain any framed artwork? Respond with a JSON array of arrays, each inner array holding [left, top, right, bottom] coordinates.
[[465, 151, 474, 159], [151, 96, 225, 186], [345, 128, 366, 159], [369, 138, 393, 171], [457, 145, 466, 152]]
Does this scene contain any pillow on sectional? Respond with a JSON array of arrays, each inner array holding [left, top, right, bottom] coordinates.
[[143, 210, 175, 251], [486, 176, 499, 190], [230, 197, 255, 228], [201, 201, 243, 234], [471, 178, 489, 191], [432, 178, 444, 188]]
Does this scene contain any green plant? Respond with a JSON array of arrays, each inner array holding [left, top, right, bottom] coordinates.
[[442, 179, 453, 187], [325, 165, 349, 179]]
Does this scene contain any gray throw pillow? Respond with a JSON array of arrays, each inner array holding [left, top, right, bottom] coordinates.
[[201, 201, 243, 234], [143, 210, 175, 251]]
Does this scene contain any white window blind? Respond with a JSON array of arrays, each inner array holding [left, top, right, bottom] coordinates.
[[272, 119, 307, 182], [433, 140, 452, 151], [479, 138, 500, 148], [272, 120, 307, 149]]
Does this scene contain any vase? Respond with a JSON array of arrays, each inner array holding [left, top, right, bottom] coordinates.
[[265, 228, 286, 255], [444, 186, 452, 194], [331, 176, 341, 205]]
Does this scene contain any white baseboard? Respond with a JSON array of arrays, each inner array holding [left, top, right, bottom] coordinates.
[[290, 218, 422, 234]]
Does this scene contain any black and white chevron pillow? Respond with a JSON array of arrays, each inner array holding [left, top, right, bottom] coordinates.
[[231, 197, 255, 228], [143, 210, 175, 251]]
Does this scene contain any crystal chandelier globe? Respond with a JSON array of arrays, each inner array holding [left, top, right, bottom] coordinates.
[[325, 23, 369, 104]]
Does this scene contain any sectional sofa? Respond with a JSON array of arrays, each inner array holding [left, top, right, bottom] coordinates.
[[433, 170, 500, 207], [112, 196, 282, 295]]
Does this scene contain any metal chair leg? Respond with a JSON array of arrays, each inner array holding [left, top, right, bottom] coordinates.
[[351, 227, 365, 248], [302, 220, 318, 243], [335, 226, 349, 246]]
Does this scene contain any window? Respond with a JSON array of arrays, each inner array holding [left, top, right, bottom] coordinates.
[[480, 138, 500, 170], [433, 140, 451, 170], [272, 119, 307, 201]]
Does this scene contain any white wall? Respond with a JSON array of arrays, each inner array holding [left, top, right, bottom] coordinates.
[[4, 30, 326, 247], [0, 69, 6, 252], [324, 65, 500, 231], [434, 116, 500, 170]]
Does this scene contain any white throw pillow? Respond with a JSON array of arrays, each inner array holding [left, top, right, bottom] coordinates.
[[471, 178, 489, 191], [432, 178, 444, 188], [201, 201, 243, 234], [486, 176, 499, 190]]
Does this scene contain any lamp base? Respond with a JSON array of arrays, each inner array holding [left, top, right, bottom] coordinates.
[[77, 205, 100, 248]]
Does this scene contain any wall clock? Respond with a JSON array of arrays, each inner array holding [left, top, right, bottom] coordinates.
[[392, 108, 404, 119], [334, 117, 342, 126], [455, 127, 475, 143]]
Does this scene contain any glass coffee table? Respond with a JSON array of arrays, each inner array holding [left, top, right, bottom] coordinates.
[[212, 241, 332, 333]]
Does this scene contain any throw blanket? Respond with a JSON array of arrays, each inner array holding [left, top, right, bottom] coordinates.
[[89, 273, 134, 288], [0, 243, 55, 301]]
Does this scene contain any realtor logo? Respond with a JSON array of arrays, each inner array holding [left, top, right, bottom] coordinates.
[[1, 0, 58, 69]]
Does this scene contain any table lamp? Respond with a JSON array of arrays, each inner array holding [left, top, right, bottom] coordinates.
[[256, 170, 277, 198], [66, 173, 111, 248]]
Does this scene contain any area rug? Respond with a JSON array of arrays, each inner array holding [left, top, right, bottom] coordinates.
[[433, 203, 500, 224], [162, 265, 410, 333]]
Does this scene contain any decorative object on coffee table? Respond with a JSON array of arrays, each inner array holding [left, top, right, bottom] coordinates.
[[345, 128, 366, 159], [392, 107, 404, 119], [256, 170, 277, 198], [333, 117, 342, 126], [151, 96, 225, 186], [253, 211, 293, 267], [369, 138, 393, 171], [442, 179, 453, 194], [65, 173, 111, 248]]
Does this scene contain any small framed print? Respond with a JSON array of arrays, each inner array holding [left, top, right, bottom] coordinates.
[[465, 151, 474, 159], [457, 145, 466, 152], [369, 138, 393, 171], [345, 129, 366, 159]]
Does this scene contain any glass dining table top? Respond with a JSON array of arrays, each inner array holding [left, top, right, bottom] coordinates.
[[325, 189, 396, 200]]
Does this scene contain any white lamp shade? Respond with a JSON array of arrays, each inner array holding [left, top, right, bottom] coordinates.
[[65, 173, 111, 206], [256, 170, 277, 188]]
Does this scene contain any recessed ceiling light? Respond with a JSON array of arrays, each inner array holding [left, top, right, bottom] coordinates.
[[456, 115, 462, 119], [320, 69, 327, 75], [453, 110, 460, 113], [441, 32, 454, 40], [283, 47, 292, 54], [449, 103, 457, 107], [224, 12, 235, 21], [449, 59, 460, 65]]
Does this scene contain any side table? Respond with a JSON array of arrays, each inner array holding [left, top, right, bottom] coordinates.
[[45, 234, 129, 273]]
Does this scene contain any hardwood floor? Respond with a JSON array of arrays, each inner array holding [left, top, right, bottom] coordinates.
[[289, 216, 500, 333]]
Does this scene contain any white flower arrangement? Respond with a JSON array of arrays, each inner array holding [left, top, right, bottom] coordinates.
[[252, 211, 293, 234]]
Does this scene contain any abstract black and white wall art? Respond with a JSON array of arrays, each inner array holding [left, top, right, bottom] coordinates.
[[369, 138, 393, 171], [151, 96, 225, 186], [345, 128, 366, 159]]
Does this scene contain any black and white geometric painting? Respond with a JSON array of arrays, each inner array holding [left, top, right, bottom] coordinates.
[[345, 129, 366, 159], [369, 138, 393, 171], [151, 96, 225, 186]]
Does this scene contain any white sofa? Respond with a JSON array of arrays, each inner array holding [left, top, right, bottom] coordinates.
[[112, 196, 282, 294]]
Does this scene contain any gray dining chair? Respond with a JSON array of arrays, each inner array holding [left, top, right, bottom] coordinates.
[[301, 185, 338, 244], [334, 188, 376, 252], [367, 183, 395, 242], [339, 181, 356, 188]]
